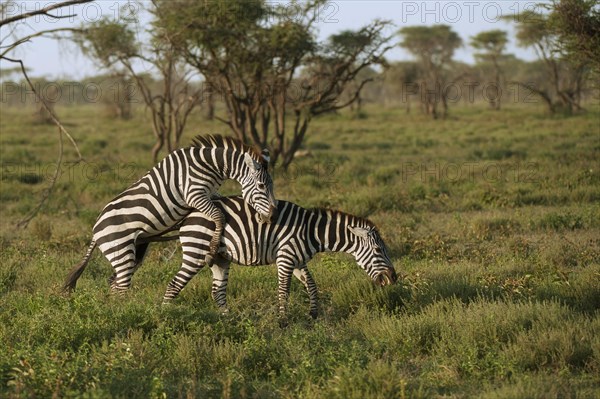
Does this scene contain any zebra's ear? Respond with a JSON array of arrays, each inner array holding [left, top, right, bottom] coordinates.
[[348, 226, 370, 239], [244, 153, 261, 171], [261, 149, 271, 164]]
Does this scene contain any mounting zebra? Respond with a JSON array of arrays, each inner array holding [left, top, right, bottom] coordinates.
[[141, 196, 398, 318], [63, 135, 277, 294]]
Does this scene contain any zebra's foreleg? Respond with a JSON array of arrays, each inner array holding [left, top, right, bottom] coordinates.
[[188, 198, 224, 267], [293, 265, 319, 319], [210, 257, 231, 313], [276, 259, 295, 326], [206, 207, 224, 267]]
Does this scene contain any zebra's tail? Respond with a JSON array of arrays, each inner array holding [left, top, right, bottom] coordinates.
[[63, 239, 97, 292]]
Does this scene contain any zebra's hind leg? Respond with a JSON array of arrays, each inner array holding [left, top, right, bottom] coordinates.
[[162, 240, 208, 303], [108, 242, 150, 286], [99, 238, 139, 294], [210, 257, 231, 313], [293, 265, 319, 319], [133, 242, 150, 271]]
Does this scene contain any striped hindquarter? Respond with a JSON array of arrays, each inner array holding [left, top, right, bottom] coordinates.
[[162, 196, 398, 318]]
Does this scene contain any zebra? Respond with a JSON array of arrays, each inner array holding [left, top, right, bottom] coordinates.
[[142, 196, 398, 318], [63, 135, 277, 294]]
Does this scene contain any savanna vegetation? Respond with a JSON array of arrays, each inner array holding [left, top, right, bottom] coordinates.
[[1, 101, 599, 397], [1, 0, 600, 397]]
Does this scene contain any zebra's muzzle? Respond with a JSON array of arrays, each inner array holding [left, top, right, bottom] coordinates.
[[375, 268, 397, 287], [258, 205, 278, 224], [268, 205, 279, 221], [258, 206, 278, 224]]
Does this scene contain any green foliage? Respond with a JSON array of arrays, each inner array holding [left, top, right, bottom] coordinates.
[[76, 18, 138, 67], [550, 0, 600, 73], [537, 211, 585, 230], [398, 25, 462, 68], [510, 10, 552, 48], [1, 104, 599, 397], [154, 0, 392, 167], [471, 30, 509, 53]]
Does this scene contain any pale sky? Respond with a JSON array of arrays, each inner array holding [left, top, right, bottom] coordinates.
[[1, 0, 542, 80]]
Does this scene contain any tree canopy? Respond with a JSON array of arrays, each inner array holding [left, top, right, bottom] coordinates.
[[153, 0, 392, 167], [550, 0, 600, 74], [470, 30, 508, 59], [398, 25, 462, 70]]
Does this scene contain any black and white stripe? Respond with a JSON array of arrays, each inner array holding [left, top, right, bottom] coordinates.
[[157, 196, 397, 317], [64, 135, 277, 293]]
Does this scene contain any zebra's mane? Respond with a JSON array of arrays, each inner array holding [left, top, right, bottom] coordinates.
[[313, 207, 379, 232], [190, 134, 264, 163]]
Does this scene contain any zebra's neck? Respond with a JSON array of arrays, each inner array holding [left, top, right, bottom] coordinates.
[[312, 208, 353, 254], [227, 150, 248, 181], [190, 147, 240, 181]]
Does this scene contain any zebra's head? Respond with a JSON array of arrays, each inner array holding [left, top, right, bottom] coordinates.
[[347, 225, 397, 286], [241, 149, 278, 222]]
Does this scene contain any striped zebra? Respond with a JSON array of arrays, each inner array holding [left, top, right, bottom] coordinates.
[[63, 135, 277, 294], [147, 196, 398, 317]]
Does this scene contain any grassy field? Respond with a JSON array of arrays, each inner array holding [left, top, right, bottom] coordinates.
[[1, 102, 599, 398]]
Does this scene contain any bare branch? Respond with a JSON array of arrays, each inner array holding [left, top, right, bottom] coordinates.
[[0, 0, 94, 27], [0, 27, 83, 58], [315, 77, 375, 115]]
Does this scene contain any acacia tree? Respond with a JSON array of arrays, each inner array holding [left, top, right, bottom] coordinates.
[[398, 25, 462, 119], [550, 0, 600, 81], [470, 30, 509, 110], [76, 14, 202, 163], [506, 10, 589, 113], [154, 0, 392, 168], [550, 0, 600, 72]]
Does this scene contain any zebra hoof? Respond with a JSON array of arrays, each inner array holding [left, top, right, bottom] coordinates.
[[109, 287, 128, 297], [309, 310, 318, 320], [278, 317, 289, 329], [219, 307, 230, 315]]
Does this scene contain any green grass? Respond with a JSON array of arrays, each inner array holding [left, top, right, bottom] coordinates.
[[1, 103, 599, 398]]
